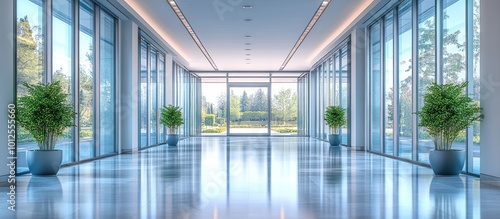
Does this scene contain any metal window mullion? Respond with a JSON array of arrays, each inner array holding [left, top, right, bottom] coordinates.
[[338, 52, 343, 138], [436, 0, 443, 84], [74, 0, 80, 161], [366, 27, 372, 151], [225, 73, 229, 136], [393, 9, 399, 156], [147, 45, 151, 146], [45, 0, 53, 83], [465, 0, 474, 173], [333, 56, 337, 106], [268, 83, 271, 136], [156, 52, 160, 141], [412, 0, 419, 161], [95, 6, 101, 157], [114, 16, 119, 153], [347, 40, 352, 146], [380, 19, 386, 154]]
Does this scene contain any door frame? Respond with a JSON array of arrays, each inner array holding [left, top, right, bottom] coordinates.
[[227, 83, 271, 136]]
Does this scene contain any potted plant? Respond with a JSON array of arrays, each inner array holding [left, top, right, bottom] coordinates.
[[416, 82, 482, 175], [324, 105, 347, 146], [17, 81, 76, 175], [160, 104, 184, 146]]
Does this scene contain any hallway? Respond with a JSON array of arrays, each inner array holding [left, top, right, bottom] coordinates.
[[2, 137, 499, 218]]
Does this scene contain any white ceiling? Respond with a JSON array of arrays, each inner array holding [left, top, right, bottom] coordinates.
[[119, 0, 378, 71]]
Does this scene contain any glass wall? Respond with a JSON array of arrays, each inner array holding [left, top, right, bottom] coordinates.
[[16, 0, 45, 173], [370, 22, 381, 152], [196, 72, 302, 136], [99, 10, 116, 155], [139, 37, 166, 148], [200, 75, 227, 135], [271, 78, 299, 136], [368, 0, 481, 174], [79, 0, 95, 160], [417, 0, 436, 162], [397, 0, 412, 159], [16, 0, 118, 172], [174, 62, 200, 137], [52, 0, 74, 163], [297, 74, 309, 136], [308, 40, 351, 145]]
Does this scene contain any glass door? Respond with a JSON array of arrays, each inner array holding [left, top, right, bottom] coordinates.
[[227, 84, 270, 135]]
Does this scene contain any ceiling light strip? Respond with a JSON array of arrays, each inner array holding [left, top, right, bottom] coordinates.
[[279, 0, 331, 71], [167, 0, 219, 70]]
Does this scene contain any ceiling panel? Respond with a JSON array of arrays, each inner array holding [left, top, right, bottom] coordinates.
[[118, 0, 379, 71]]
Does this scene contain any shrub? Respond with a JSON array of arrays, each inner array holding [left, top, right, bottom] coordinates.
[[205, 114, 215, 126], [202, 126, 227, 133], [241, 111, 267, 121]]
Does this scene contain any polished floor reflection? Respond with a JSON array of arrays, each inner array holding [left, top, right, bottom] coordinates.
[[2, 137, 500, 218]]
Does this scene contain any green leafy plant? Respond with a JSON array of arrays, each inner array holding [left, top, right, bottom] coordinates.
[[324, 106, 347, 134], [160, 105, 184, 134], [17, 81, 76, 150], [416, 82, 483, 150]]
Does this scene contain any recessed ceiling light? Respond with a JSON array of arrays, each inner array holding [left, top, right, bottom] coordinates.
[[245, 43, 251, 45], [245, 35, 252, 38], [245, 48, 251, 51], [246, 54, 251, 56], [246, 58, 251, 61], [242, 5, 253, 9], [244, 18, 252, 22]]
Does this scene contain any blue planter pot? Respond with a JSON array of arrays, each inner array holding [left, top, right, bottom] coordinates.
[[328, 134, 341, 146], [167, 134, 179, 146], [429, 149, 465, 175], [26, 150, 62, 175]]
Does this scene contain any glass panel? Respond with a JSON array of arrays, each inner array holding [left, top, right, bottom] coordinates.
[[140, 41, 148, 148], [341, 48, 349, 144], [201, 83, 227, 135], [52, 0, 74, 164], [417, 0, 436, 162], [271, 83, 298, 135], [228, 72, 270, 77], [195, 72, 227, 77], [398, 0, 412, 159], [472, 0, 480, 174], [370, 22, 382, 152], [316, 65, 326, 139], [271, 72, 303, 77], [99, 10, 115, 155], [158, 54, 165, 143], [16, 0, 45, 172], [201, 78, 226, 83], [271, 78, 298, 83], [384, 14, 394, 155], [150, 50, 157, 145], [323, 63, 329, 139], [228, 87, 269, 135], [443, 0, 466, 159], [443, 0, 466, 84], [228, 78, 270, 83], [335, 54, 340, 105], [79, 0, 95, 160]]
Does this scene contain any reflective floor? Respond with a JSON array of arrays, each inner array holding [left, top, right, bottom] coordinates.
[[2, 137, 500, 218]]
